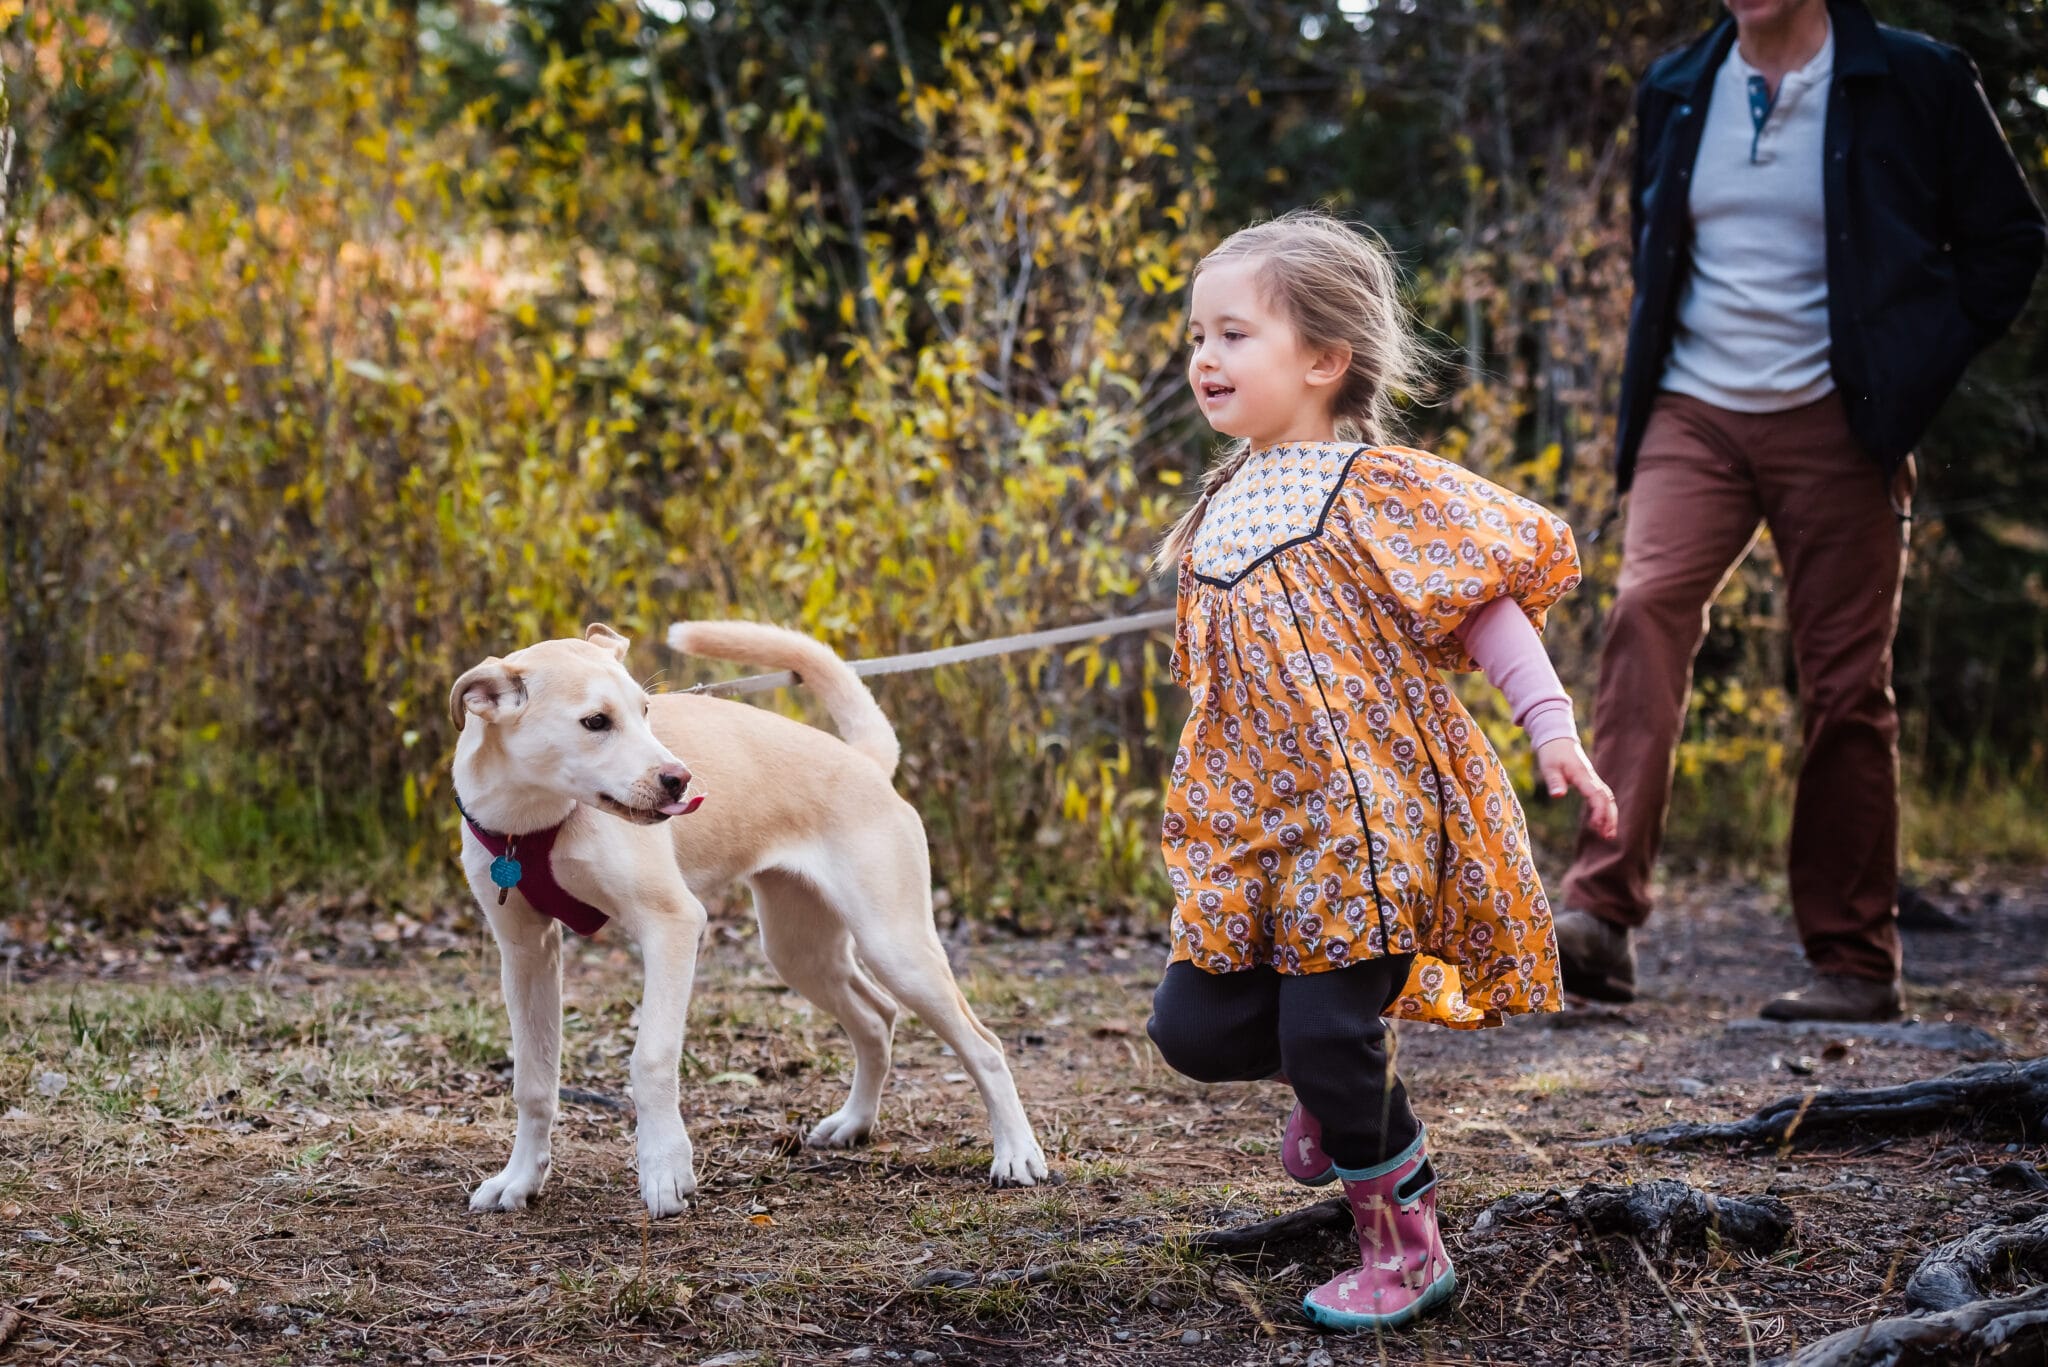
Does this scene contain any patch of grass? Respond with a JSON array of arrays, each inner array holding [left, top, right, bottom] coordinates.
[[1904, 772, 2048, 866], [423, 997, 507, 1070], [1514, 1069, 1580, 1097]]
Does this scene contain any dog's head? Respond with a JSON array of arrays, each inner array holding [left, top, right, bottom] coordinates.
[[449, 624, 700, 825]]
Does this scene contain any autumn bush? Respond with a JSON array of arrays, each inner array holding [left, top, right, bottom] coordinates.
[[3, 0, 2042, 922]]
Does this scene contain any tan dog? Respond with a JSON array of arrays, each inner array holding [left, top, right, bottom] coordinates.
[[450, 622, 1050, 1217]]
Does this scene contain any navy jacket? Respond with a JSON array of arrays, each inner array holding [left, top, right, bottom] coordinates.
[[1615, 0, 2046, 490]]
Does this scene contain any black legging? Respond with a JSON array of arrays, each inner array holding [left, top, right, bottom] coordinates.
[[1146, 955, 1420, 1171]]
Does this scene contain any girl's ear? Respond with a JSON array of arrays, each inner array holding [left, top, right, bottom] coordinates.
[[1306, 341, 1353, 390]]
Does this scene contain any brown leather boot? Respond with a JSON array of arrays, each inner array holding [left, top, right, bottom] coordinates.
[[1759, 974, 1904, 1023], [1554, 909, 1637, 1003]]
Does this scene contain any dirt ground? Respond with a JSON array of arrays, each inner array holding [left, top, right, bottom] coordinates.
[[2, 871, 2045, 1366]]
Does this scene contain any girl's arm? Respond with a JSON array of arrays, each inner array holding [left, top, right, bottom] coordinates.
[[1456, 598, 1618, 839], [1455, 597, 1576, 750]]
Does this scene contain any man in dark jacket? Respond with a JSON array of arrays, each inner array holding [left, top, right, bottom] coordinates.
[[1555, 0, 2045, 1021]]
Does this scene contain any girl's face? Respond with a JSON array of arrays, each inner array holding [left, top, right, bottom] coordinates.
[[1185, 256, 1348, 450]]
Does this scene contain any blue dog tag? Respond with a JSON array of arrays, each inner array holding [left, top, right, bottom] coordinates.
[[490, 855, 523, 890]]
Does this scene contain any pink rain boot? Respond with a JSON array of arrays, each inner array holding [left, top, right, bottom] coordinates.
[[1302, 1128, 1456, 1331], [1282, 1102, 1337, 1186]]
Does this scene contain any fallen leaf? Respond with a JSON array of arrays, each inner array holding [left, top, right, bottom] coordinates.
[[706, 1072, 761, 1088]]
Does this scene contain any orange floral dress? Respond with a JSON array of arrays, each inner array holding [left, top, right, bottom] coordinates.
[[1163, 443, 1582, 1028]]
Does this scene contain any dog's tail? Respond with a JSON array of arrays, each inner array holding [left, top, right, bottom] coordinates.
[[664, 621, 900, 778]]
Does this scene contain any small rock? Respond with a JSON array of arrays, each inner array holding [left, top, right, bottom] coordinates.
[[34, 1071, 66, 1098], [847, 1351, 873, 1363], [911, 1353, 941, 1365], [1307, 1350, 1335, 1367], [693, 1353, 757, 1367], [1180, 1329, 1203, 1345], [1672, 1077, 1709, 1097], [1112, 1331, 1132, 1342], [282, 1325, 301, 1338]]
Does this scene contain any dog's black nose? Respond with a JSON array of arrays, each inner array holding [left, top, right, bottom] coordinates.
[[657, 765, 689, 798]]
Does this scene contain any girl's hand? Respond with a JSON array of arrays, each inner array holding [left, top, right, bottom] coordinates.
[[1536, 737, 1617, 841]]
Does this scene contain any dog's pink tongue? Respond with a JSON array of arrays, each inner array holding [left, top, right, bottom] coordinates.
[[658, 793, 706, 816]]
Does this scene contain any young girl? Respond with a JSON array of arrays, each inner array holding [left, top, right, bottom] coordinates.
[[1146, 209, 1618, 1331]]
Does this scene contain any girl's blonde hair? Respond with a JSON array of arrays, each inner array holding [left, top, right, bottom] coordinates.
[[1153, 208, 1433, 573]]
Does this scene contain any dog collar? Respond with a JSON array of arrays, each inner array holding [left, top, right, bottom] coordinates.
[[453, 792, 610, 938]]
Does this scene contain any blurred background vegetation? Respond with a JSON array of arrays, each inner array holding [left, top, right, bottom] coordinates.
[[2, 0, 2043, 927]]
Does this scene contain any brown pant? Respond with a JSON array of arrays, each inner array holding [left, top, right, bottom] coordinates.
[[1563, 391, 1909, 983]]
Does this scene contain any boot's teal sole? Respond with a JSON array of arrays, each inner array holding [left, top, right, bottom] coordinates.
[[1286, 1163, 1338, 1187], [1303, 1266, 1456, 1331]]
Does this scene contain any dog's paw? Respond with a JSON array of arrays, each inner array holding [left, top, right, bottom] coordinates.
[[805, 1107, 876, 1150], [470, 1159, 549, 1212], [637, 1141, 697, 1218], [989, 1141, 1053, 1189]]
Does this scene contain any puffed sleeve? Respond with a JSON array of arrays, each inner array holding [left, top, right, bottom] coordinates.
[[1342, 448, 1582, 674]]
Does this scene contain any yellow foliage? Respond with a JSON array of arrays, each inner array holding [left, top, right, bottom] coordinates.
[[1, 0, 1208, 916]]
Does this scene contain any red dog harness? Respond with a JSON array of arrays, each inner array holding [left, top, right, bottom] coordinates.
[[458, 804, 610, 938]]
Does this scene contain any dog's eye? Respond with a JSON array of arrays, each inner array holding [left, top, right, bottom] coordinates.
[[582, 714, 611, 733]]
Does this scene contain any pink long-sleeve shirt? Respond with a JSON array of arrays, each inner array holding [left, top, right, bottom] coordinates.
[[1455, 596, 1578, 752]]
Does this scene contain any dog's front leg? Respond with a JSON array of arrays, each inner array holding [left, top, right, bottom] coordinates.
[[630, 895, 708, 1217], [472, 900, 564, 1212]]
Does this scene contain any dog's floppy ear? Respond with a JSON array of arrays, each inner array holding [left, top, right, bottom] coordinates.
[[449, 658, 527, 732], [584, 623, 631, 664]]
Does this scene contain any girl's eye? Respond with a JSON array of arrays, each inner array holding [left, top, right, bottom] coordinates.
[[582, 714, 611, 733], [1223, 331, 1245, 342]]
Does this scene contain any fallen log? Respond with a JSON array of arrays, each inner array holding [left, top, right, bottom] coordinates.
[[1473, 1179, 1792, 1256], [915, 1198, 1356, 1289], [1186, 1198, 1352, 1255], [1904, 1212, 2048, 1313], [1590, 1057, 2048, 1150], [1768, 1283, 2048, 1367]]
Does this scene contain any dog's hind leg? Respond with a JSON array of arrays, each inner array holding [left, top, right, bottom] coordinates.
[[472, 898, 564, 1213], [810, 826, 1052, 1188], [629, 893, 709, 1217], [752, 868, 899, 1150]]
